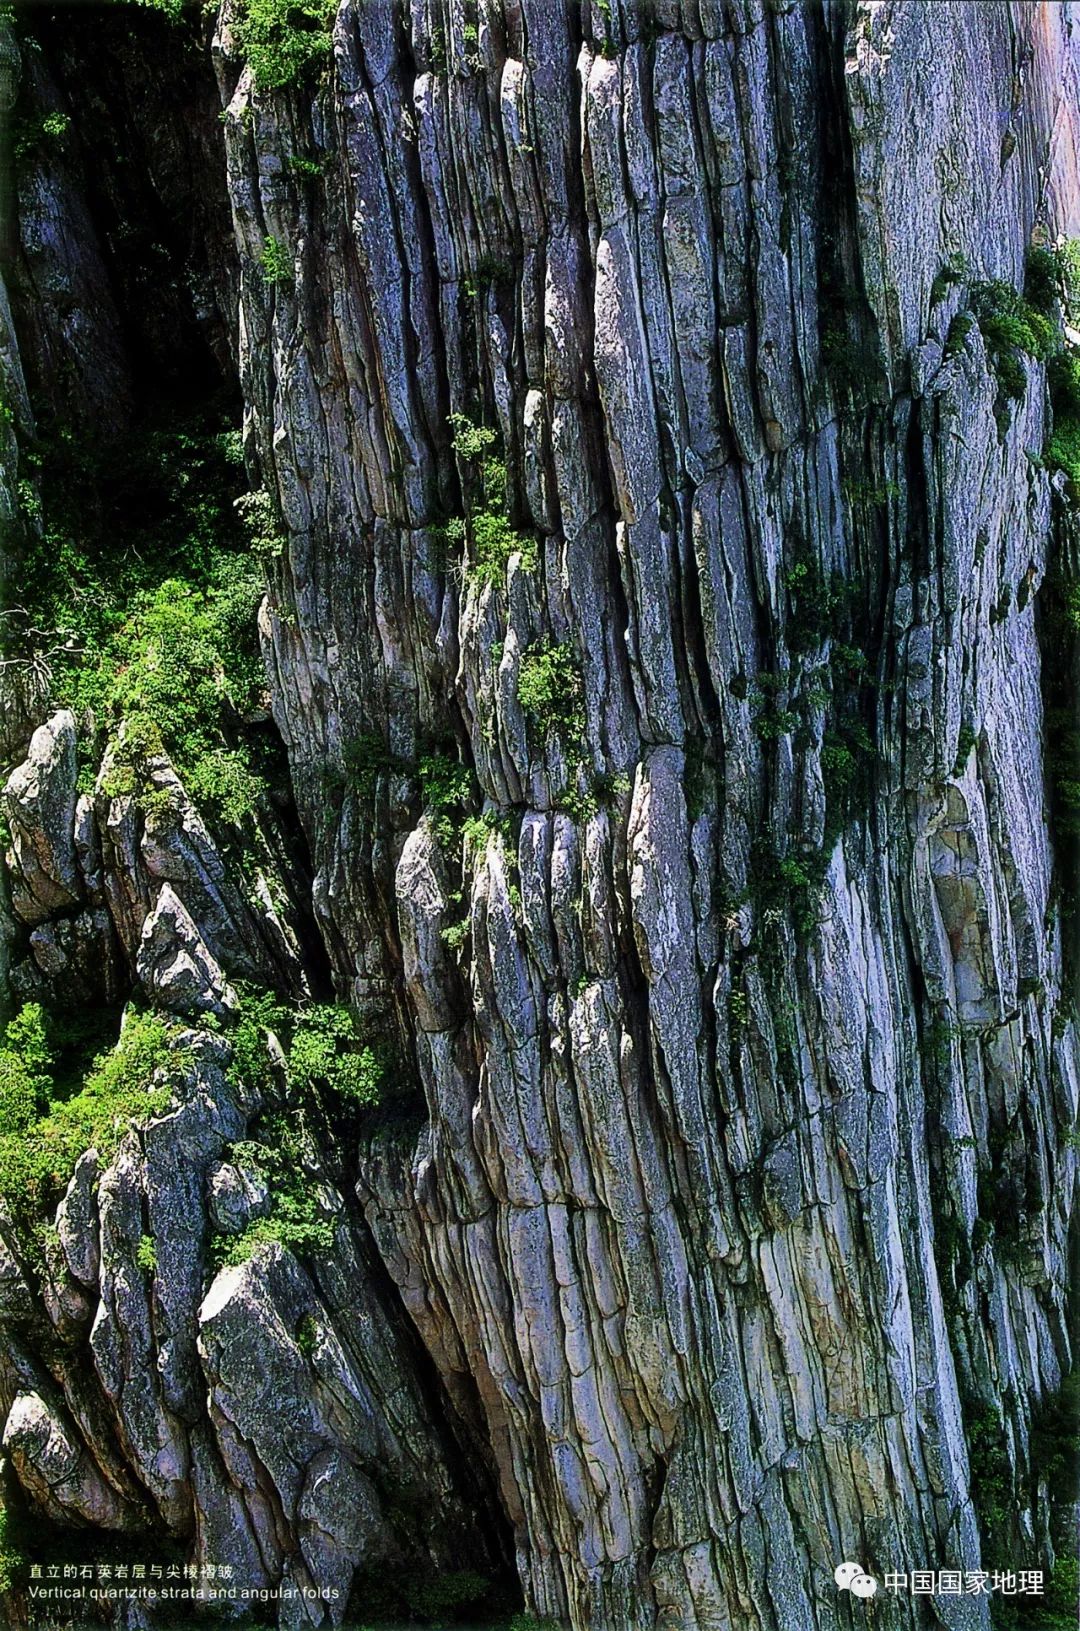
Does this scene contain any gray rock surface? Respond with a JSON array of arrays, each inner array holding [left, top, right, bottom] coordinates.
[[2, 1390, 136, 1530], [3, 712, 81, 924], [136, 884, 237, 1017], [1, 2, 1079, 1630]]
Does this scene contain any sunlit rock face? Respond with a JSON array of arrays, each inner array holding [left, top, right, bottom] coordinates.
[[0, 2, 1078, 1628]]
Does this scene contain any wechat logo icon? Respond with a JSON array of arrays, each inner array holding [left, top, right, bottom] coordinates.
[[834, 1561, 878, 1599]]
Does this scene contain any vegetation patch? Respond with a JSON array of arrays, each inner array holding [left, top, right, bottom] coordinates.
[[235, 0, 336, 93], [259, 234, 293, 288], [0, 1502, 28, 1594], [970, 277, 1056, 403], [227, 987, 384, 1108], [738, 547, 877, 938], [517, 640, 585, 741], [0, 1007, 175, 1257], [212, 992, 387, 1267], [446, 413, 536, 586], [11, 411, 283, 832], [959, 1370, 1080, 1631]]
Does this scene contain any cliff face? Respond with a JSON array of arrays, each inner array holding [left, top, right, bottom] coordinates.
[[0, 2, 1078, 1629]]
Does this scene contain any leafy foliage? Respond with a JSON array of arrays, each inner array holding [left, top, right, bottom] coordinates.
[[226, 987, 383, 1108], [962, 1370, 1080, 1631], [216, 1183, 335, 1268], [13, 110, 71, 160], [14, 412, 277, 827], [235, 487, 287, 558], [0, 1005, 52, 1138], [403, 1569, 493, 1622], [295, 1312, 318, 1355], [79, 575, 266, 823], [1029, 1371, 1080, 1505], [448, 413, 497, 463], [417, 749, 478, 848], [289, 1005, 382, 1105], [1025, 240, 1080, 322], [236, 0, 336, 92], [517, 640, 585, 739], [447, 413, 536, 585], [971, 278, 1057, 402], [0, 1504, 26, 1593], [259, 235, 293, 287], [1047, 351, 1080, 492], [133, 0, 187, 18], [213, 990, 388, 1267], [0, 1008, 173, 1248]]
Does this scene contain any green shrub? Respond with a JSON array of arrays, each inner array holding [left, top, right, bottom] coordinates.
[[136, 1235, 157, 1274], [0, 1005, 52, 1137], [1046, 349, 1080, 493], [944, 310, 975, 357], [1049, 350, 1080, 418], [1025, 239, 1080, 325], [186, 748, 268, 826], [1025, 245, 1064, 315], [340, 731, 402, 797], [447, 414, 536, 586], [783, 554, 849, 653], [213, 1106, 335, 1269], [219, 1201, 334, 1267], [472, 508, 536, 583], [287, 153, 326, 179], [0, 1504, 26, 1592], [134, 0, 187, 18], [227, 988, 383, 1109], [1029, 1371, 1080, 1503], [929, 253, 969, 307], [13, 111, 72, 160], [416, 749, 478, 848], [952, 721, 977, 776], [404, 1568, 491, 1621], [234, 487, 286, 558], [971, 279, 1057, 402], [417, 750, 475, 814], [963, 1396, 1011, 1537], [0, 1010, 173, 1244], [17, 412, 272, 830], [749, 841, 827, 935], [448, 413, 497, 462], [289, 1005, 382, 1105], [227, 988, 290, 1099], [77, 571, 268, 827], [962, 1356, 1079, 1621], [236, 0, 336, 92], [1040, 1554, 1079, 1628], [517, 640, 585, 739], [259, 235, 293, 287]]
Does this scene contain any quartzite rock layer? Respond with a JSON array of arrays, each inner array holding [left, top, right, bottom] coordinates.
[[0, 2, 1078, 1629]]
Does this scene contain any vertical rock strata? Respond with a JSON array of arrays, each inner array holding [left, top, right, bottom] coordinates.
[[0, 1, 1078, 1628], [219, 0, 1080, 1623]]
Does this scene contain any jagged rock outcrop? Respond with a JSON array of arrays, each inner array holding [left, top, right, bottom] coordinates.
[[0, 1, 1079, 1629], [0, 1022, 502, 1627], [0, 713, 308, 1006]]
